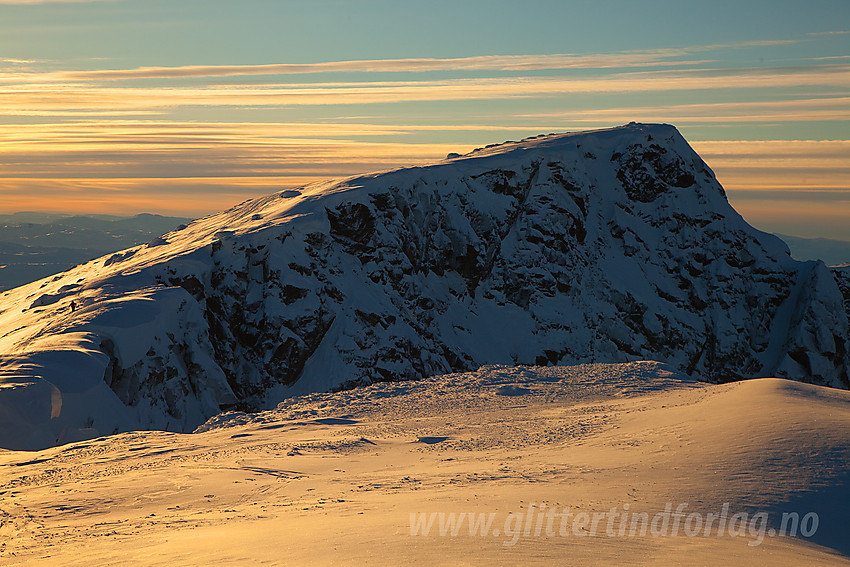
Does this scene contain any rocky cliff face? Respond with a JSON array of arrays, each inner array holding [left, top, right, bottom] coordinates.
[[1, 123, 847, 449]]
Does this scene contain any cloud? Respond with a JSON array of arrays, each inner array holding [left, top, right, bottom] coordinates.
[[1, 38, 846, 228], [724, 193, 850, 241], [0, 58, 41, 64], [0, 118, 535, 215], [692, 141, 850, 206], [1, 114, 847, 216], [808, 30, 850, 36], [3, 65, 849, 116], [57, 55, 712, 81], [0, 178, 271, 216], [0, 0, 112, 3], [519, 97, 850, 126], [0, 120, 473, 183], [53, 40, 800, 81]]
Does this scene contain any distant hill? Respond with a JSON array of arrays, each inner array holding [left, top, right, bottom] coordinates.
[[0, 213, 194, 291], [774, 233, 850, 267]]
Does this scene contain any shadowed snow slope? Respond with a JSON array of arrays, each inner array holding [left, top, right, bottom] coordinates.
[[1, 123, 849, 450], [0, 362, 849, 565]]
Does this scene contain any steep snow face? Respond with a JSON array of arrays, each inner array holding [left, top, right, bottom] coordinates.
[[0, 123, 848, 449]]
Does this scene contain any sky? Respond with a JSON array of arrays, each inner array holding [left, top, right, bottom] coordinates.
[[0, 0, 848, 239]]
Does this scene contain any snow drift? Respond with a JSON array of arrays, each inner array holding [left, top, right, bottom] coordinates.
[[1, 123, 848, 450]]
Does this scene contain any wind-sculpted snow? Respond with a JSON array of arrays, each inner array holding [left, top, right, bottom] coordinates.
[[0, 123, 848, 450], [195, 361, 698, 436], [3, 362, 850, 563]]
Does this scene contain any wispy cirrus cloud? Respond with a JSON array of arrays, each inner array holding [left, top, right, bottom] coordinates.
[[694, 140, 850, 189], [0, 58, 41, 64], [0, 120, 475, 214], [1, 115, 847, 217], [519, 97, 850, 126], [2, 138, 847, 222], [52, 41, 800, 81], [0, 0, 113, 3], [0, 120, 474, 181], [808, 30, 850, 36], [698, 139, 850, 239], [57, 54, 713, 80], [1, 36, 847, 230], [2, 65, 849, 116]]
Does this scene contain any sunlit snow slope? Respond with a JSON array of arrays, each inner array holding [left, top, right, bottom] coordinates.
[[1, 362, 849, 565], [0, 123, 848, 450]]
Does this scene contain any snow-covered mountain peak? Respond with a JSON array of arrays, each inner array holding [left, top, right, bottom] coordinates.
[[1, 123, 847, 450], [453, 122, 679, 157]]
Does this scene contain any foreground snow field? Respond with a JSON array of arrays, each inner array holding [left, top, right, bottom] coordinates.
[[1, 362, 848, 565]]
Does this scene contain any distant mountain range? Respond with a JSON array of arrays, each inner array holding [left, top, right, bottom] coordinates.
[[774, 233, 850, 267], [0, 213, 194, 291]]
